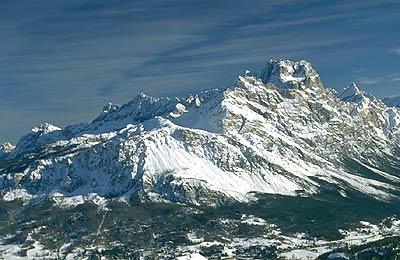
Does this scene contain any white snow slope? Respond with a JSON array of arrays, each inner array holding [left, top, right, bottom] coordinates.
[[1, 59, 400, 205]]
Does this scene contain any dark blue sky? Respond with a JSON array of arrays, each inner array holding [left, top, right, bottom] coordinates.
[[1, 0, 400, 143]]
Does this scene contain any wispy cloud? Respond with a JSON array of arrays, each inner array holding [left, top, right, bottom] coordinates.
[[1, 0, 400, 143], [358, 77, 380, 85], [357, 73, 400, 85], [353, 68, 367, 73], [389, 77, 400, 82], [390, 47, 400, 56]]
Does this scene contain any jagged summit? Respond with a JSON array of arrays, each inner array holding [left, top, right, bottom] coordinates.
[[336, 82, 376, 103], [260, 59, 322, 90], [1, 58, 399, 205], [32, 123, 61, 134], [0, 142, 15, 156], [337, 82, 362, 98]]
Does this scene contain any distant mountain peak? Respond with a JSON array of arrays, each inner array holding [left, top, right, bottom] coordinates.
[[348, 82, 361, 94], [336, 82, 361, 99], [0, 142, 15, 155], [31, 123, 61, 134], [336, 82, 376, 103]]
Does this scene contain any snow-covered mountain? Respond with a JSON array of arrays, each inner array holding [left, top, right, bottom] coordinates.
[[1, 59, 400, 205], [383, 96, 400, 108], [336, 82, 376, 103]]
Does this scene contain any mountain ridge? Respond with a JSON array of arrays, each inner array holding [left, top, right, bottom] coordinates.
[[1, 59, 399, 205]]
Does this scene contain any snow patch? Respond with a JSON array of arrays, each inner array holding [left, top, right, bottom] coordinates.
[[177, 253, 208, 260]]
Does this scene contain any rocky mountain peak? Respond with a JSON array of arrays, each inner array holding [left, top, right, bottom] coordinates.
[[260, 59, 322, 90], [0, 142, 15, 156], [31, 123, 61, 134], [336, 82, 376, 103]]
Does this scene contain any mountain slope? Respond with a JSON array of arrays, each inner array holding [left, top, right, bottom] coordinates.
[[1, 59, 400, 205], [384, 96, 400, 108]]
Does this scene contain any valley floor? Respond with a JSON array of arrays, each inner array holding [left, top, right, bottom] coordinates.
[[1, 192, 400, 259]]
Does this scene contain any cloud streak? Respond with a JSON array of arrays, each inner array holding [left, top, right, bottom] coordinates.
[[357, 73, 400, 87], [390, 48, 400, 56]]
